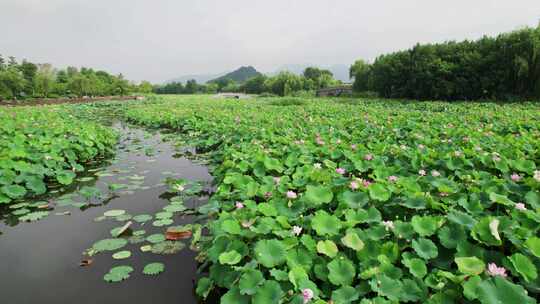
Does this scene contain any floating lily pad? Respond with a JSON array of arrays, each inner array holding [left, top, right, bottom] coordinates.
[[108, 183, 127, 191], [96, 172, 115, 177], [163, 204, 187, 213], [103, 265, 133, 283], [104, 209, 126, 217], [9, 202, 29, 209], [146, 233, 166, 244], [143, 262, 165, 275], [112, 250, 132, 260], [152, 219, 173, 227], [11, 208, 30, 216], [151, 241, 185, 254], [92, 238, 128, 253], [115, 214, 133, 222], [140, 245, 152, 252], [129, 236, 145, 244], [28, 201, 48, 208], [78, 177, 95, 182], [110, 221, 132, 237], [155, 211, 173, 219], [133, 229, 146, 236], [133, 214, 153, 223], [19, 211, 49, 222]]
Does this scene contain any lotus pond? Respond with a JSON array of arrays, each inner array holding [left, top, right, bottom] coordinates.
[[1, 96, 540, 304], [0, 103, 213, 303]]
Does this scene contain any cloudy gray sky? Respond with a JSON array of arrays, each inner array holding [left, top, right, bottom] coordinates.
[[1, 0, 539, 83]]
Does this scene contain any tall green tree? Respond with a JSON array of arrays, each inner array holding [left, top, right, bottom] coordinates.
[[0, 67, 26, 99], [366, 25, 540, 100], [34, 64, 56, 97]]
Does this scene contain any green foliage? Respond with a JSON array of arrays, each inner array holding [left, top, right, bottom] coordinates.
[[254, 239, 286, 268], [150, 241, 185, 254], [142, 262, 165, 275], [125, 96, 540, 303], [92, 238, 128, 253], [356, 25, 540, 101], [455, 257, 485, 275], [311, 211, 341, 236], [18, 210, 49, 222], [112, 250, 132, 260], [209, 66, 262, 84], [104, 209, 126, 217], [317, 240, 338, 258], [327, 258, 355, 286], [103, 265, 133, 283], [0, 106, 117, 206], [0, 55, 139, 100]]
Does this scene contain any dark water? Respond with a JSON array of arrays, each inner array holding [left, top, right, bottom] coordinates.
[[0, 123, 212, 304]]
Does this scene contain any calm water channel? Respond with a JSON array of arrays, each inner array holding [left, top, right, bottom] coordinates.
[[0, 123, 212, 304]]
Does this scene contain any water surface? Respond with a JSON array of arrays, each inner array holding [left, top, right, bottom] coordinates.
[[0, 123, 212, 304]]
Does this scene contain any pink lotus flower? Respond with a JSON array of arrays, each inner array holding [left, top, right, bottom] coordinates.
[[362, 179, 372, 187], [418, 169, 426, 176], [235, 202, 244, 209], [264, 192, 272, 199], [431, 170, 441, 177], [364, 154, 373, 161], [286, 191, 297, 199], [336, 168, 346, 175], [302, 288, 314, 304], [292, 226, 302, 236], [350, 181, 359, 190], [388, 175, 398, 182], [492, 155, 501, 162], [515, 203, 527, 211], [315, 137, 325, 145], [511, 173, 521, 182], [486, 263, 507, 277], [351, 144, 357, 150]]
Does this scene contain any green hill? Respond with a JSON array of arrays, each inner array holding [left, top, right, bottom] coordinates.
[[208, 66, 261, 83]]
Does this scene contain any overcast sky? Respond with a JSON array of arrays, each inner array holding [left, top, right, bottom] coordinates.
[[1, 0, 539, 83]]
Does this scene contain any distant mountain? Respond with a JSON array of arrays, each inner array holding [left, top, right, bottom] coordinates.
[[166, 64, 350, 85], [271, 63, 351, 82], [208, 66, 262, 83], [165, 73, 225, 84]]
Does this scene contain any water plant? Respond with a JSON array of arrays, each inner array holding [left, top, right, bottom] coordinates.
[[125, 97, 540, 303], [0, 106, 116, 206]]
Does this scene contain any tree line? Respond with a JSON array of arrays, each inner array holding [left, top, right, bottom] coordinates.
[[350, 24, 540, 101], [0, 55, 152, 100], [153, 67, 341, 96]]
